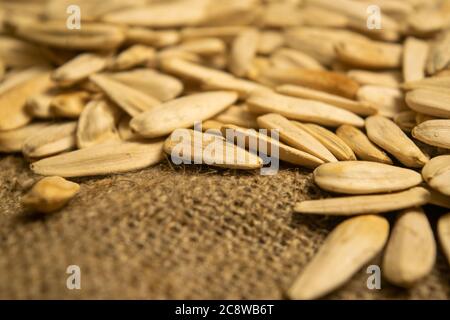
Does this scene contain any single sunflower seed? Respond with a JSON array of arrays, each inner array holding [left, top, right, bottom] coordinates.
[[22, 122, 77, 159], [288, 215, 389, 300], [247, 91, 364, 128], [438, 213, 450, 266], [336, 125, 393, 164], [22, 176, 80, 213], [406, 89, 450, 119], [412, 119, 450, 149], [131, 91, 238, 138], [313, 161, 422, 195], [422, 155, 450, 197], [383, 208, 436, 287], [294, 187, 430, 216], [0, 122, 50, 153], [31, 140, 164, 178], [366, 116, 429, 168], [403, 37, 429, 82]]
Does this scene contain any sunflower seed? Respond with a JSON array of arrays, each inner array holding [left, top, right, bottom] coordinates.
[[412, 120, 450, 149], [336, 125, 393, 164], [26, 91, 56, 119], [202, 120, 224, 136], [90, 73, 160, 116], [22, 176, 80, 213], [402, 76, 450, 92], [0, 122, 50, 153], [336, 39, 402, 69], [77, 99, 121, 149], [171, 37, 226, 56], [221, 124, 324, 168], [181, 26, 247, 42], [366, 116, 429, 168], [23, 122, 77, 159], [131, 91, 238, 138], [406, 89, 450, 119], [438, 213, 450, 266], [294, 122, 356, 161], [126, 27, 180, 47], [288, 215, 389, 300], [107, 45, 155, 71], [10, 20, 125, 50], [257, 113, 337, 163], [257, 31, 284, 55], [270, 48, 325, 71], [347, 70, 401, 88], [164, 129, 263, 170], [50, 91, 90, 119], [276, 84, 376, 116], [258, 68, 360, 99], [313, 161, 422, 195], [422, 155, 450, 197], [426, 30, 450, 75], [299, 5, 349, 28], [403, 37, 429, 82], [0, 35, 50, 68], [247, 91, 364, 128], [31, 140, 164, 177], [214, 105, 258, 128], [383, 208, 436, 287], [427, 187, 450, 209], [102, 0, 209, 28], [111, 69, 183, 102], [357, 86, 407, 118], [229, 29, 259, 77], [294, 187, 430, 216], [0, 68, 52, 131], [394, 111, 417, 133], [52, 53, 108, 87]]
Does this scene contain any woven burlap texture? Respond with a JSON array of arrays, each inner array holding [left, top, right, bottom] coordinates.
[[0, 155, 449, 299]]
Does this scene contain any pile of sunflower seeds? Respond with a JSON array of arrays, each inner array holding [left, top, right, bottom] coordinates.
[[0, 0, 449, 299]]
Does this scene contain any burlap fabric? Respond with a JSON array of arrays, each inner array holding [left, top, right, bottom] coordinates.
[[0, 155, 448, 299]]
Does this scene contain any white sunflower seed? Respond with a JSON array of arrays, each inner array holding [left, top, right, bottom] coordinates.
[[403, 37, 429, 82], [288, 215, 389, 300], [383, 208, 436, 287], [422, 155, 450, 197], [313, 161, 422, 194], [412, 120, 450, 149], [406, 89, 450, 119], [294, 187, 430, 216]]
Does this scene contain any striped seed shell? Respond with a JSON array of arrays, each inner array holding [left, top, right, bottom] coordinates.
[[131, 91, 238, 138], [257, 113, 337, 163], [294, 187, 430, 216], [412, 120, 450, 149], [288, 215, 389, 300], [366, 116, 429, 168], [422, 155, 450, 197], [314, 161, 422, 195], [247, 91, 364, 128], [383, 208, 436, 287], [31, 140, 164, 178]]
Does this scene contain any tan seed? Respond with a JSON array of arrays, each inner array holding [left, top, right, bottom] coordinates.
[[366, 116, 429, 168], [247, 91, 364, 128], [214, 105, 258, 129], [294, 187, 430, 216], [357, 86, 407, 118], [394, 111, 417, 133], [22, 176, 80, 213], [383, 208, 436, 287], [131, 91, 238, 138], [438, 213, 450, 266], [422, 155, 450, 197], [347, 69, 401, 88], [406, 89, 450, 119], [257, 113, 337, 163], [0, 123, 50, 153], [314, 161, 422, 195], [23, 122, 77, 159], [50, 91, 90, 119], [107, 45, 155, 71], [288, 215, 389, 300], [229, 29, 259, 77], [403, 37, 429, 82], [31, 140, 164, 178], [412, 120, 450, 149]]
